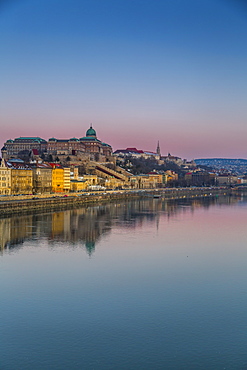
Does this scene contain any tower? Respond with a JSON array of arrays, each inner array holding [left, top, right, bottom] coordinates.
[[156, 141, 161, 156]]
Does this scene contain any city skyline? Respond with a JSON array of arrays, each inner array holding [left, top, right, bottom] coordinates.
[[1, 0, 247, 159]]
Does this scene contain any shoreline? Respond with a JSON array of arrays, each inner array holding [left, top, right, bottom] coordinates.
[[0, 187, 235, 217]]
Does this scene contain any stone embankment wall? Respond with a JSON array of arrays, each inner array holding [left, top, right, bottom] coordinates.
[[0, 188, 232, 217]]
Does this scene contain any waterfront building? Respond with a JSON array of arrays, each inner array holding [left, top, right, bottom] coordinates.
[[104, 178, 125, 189], [82, 175, 99, 186], [184, 171, 215, 186], [216, 174, 238, 185], [49, 164, 71, 193], [31, 163, 52, 194], [70, 179, 88, 192], [129, 175, 156, 189], [0, 159, 11, 195], [128, 172, 168, 189], [63, 167, 71, 192], [8, 161, 33, 195], [147, 172, 164, 187], [50, 164, 65, 193], [135, 175, 152, 188]]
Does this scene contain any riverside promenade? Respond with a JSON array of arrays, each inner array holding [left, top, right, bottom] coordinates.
[[0, 187, 233, 217]]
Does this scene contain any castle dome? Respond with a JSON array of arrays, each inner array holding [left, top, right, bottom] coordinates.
[[86, 124, 96, 137]]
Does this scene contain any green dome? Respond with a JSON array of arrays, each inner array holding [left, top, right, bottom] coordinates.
[[86, 125, 96, 137]]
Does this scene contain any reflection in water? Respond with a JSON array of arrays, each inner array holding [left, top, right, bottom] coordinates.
[[1, 194, 247, 370], [0, 195, 244, 256]]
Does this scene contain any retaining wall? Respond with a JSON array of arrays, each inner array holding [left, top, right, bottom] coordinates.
[[0, 188, 232, 217]]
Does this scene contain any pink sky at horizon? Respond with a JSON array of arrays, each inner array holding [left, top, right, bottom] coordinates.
[[1, 117, 246, 160]]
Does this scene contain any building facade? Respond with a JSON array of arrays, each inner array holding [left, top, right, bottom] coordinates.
[[1, 137, 47, 160], [1, 125, 113, 162], [47, 125, 112, 162], [32, 163, 53, 194], [9, 163, 33, 195], [47, 138, 85, 157], [79, 125, 112, 160], [50, 164, 65, 193], [0, 159, 11, 195], [114, 147, 160, 161]]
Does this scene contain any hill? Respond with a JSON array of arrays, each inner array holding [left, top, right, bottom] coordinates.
[[195, 158, 247, 175]]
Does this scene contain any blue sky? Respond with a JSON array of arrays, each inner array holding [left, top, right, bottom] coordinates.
[[1, 0, 247, 158]]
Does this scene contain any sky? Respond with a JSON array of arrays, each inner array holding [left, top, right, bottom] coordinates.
[[0, 0, 247, 159]]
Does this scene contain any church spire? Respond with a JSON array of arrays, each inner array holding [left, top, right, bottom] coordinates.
[[156, 141, 161, 156]]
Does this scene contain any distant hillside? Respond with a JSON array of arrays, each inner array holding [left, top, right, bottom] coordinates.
[[195, 158, 247, 175], [195, 158, 247, 163]]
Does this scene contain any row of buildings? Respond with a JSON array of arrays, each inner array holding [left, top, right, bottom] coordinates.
[[115, 146, 196, 169], [184, 170, 247, 186], [0, 157, 180, 196]]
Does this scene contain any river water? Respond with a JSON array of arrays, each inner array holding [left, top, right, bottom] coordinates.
[[1, 195, 247, 369]]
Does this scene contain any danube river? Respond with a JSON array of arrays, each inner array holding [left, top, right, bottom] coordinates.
[[1, 195, 247, 369]]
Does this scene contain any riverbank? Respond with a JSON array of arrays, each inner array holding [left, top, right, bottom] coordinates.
[[0, 187, 234, 217]]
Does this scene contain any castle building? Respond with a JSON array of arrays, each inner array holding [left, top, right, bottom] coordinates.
[[47, 125, 112, 161], [47, 138, 84, 157], [2, 125, 113, 162], [1, 137, 47, 160], [79, 125, 112, 159]]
